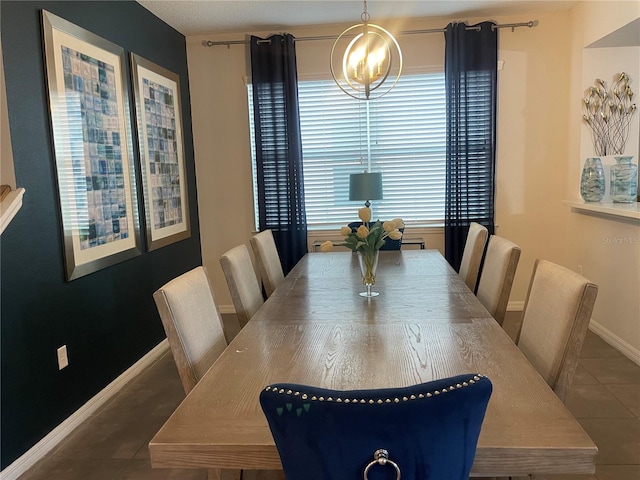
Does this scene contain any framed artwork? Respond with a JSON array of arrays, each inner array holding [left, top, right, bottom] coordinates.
[[42, 10, 141, 281], [130, 53, 190, 251]]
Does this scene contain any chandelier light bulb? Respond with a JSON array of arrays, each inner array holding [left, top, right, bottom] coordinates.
[[344, 33, 389, 86]]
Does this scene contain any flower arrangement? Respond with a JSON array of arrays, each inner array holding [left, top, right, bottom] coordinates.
[[582, 72, 637, 156], [320, 207, 404, 296], [319, 207, 404, 253]]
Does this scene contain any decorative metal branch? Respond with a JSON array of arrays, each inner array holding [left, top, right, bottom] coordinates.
[[582, 73, 637, 156]]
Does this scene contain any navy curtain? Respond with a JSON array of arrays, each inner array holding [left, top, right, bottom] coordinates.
[[444, 22, 497, 271], [250, 34, 308, 275]]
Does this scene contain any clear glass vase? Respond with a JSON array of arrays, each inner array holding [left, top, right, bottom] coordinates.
[[610, 156, 638, 203], [580, 157, 605, 202], [357, 250, 380, 297]]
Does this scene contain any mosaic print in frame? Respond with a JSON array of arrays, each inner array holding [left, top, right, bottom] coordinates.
[[42, 10, 141, 280], [131, 53, 190, 251]]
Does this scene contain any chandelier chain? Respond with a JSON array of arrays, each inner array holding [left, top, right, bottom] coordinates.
[[361, 0, 370, 23]]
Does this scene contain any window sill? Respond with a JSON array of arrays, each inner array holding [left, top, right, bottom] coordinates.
[[1, 187, 25, 235], [563, 199, 640, 222], [311, 237, 426, 252]]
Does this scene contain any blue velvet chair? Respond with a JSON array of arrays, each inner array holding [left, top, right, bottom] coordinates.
[[347, 222, 404, 250], [260, 373, 492, 480]]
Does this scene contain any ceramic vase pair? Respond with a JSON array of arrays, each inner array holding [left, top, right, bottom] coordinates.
[[580, 156, 638, 203]]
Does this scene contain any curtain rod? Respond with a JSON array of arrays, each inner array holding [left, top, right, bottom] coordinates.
[[203, 20, 538, 47]]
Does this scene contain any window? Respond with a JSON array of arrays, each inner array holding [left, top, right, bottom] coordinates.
[[249, 71, 446, 229]]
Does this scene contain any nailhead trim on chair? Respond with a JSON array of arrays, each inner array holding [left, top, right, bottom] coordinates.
[[264, 374, 485, 404]]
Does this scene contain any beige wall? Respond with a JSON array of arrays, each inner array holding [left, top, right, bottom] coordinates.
[[186, 33, 255, 311], [565, 1, 640, 362], [187, 2, 639, 363], [1, 40, 16, 189], [494, 10, 574, 303]]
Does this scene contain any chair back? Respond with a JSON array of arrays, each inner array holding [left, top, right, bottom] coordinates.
[[348, 221, 404, 250], [220, 244, 265, 328], [476, 235, 521, 326], [516, 259, 598, 403], [458, 222, 489, 292], [153, 266, 227, 395], [260, 373, 492, 480], [250, 229, 285, 297]]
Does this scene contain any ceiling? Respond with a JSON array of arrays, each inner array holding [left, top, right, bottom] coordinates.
[[137, 0, 579, 36]]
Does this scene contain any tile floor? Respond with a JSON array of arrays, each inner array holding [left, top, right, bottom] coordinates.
[[17, 313, 640, 479]]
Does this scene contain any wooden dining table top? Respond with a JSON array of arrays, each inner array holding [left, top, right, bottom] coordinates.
[[149, 250, 597, 477]]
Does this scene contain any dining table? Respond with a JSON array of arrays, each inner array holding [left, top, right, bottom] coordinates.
[[149, 250, 597, 477]]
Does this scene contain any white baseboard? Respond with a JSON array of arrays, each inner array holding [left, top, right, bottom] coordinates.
[[0, 340, 169, 480], [507, 301, 524, 312], [219, 304, 236, 315], [588, 320, 640, 366]]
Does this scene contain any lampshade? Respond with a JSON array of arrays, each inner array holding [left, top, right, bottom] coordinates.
[[349, 172, 383, 207]]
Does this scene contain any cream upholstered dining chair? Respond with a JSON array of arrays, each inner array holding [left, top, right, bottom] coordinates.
[[155, 269, 244, 480], [516, 259, 598, 403], [476, 235, 521, 327], [220, 244, 265, 328], [250, 229, 285, 298], [153, 266, 227, 395], [458, 222, 489, 292]]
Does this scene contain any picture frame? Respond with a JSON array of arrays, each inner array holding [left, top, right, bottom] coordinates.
[[130, 53, 190, 251], [42, 10, 141, 281]]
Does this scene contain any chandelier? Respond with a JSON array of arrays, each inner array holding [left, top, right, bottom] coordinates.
[[330, 0, 403, 100]]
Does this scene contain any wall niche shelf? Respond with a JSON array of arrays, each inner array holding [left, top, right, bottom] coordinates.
[[563, 199, 640, 221], [0, 187, 25, 235]]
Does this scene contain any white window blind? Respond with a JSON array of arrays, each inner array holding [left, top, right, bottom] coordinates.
[[249, 72, 446, 229]]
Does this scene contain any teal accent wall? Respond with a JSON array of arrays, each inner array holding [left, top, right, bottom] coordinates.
[[1, 1, 201, 468]]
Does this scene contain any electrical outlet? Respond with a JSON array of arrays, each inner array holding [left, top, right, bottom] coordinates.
[[578, 265, 583, 275], [57, 345, 69, 370]]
